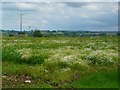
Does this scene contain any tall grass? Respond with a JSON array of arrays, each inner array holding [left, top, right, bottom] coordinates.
[[2, 36, 118, 88]]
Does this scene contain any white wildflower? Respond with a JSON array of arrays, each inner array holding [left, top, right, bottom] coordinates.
[[25, 80, 31, 83], [17, 48, 32, 60]]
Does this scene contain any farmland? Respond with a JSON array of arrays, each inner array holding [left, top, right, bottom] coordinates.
[[2, 36, 119, 88]]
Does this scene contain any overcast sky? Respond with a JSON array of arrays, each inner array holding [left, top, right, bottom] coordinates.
[[2, 2, 118, 31]]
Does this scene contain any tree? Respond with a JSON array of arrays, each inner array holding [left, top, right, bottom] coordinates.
[[33, 30, 42, 37], [18, 31, 25, 34]]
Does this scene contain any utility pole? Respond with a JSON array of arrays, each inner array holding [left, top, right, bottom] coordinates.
[[28, 26, 32, 36], [19, 14, 24, 33], [29, 26, 31, 31]]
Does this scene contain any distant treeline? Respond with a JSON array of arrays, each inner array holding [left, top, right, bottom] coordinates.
[[1, 29, 118, 37]]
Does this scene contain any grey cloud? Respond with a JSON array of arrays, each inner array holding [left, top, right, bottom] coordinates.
[[2, 2, 38, 11], [63, 2, 89, 8]]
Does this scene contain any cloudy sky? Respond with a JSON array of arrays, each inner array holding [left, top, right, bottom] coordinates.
[[2, 1, 118, 31]]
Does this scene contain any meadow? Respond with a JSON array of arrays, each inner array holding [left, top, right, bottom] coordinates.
[[2, 36, 119, 88]]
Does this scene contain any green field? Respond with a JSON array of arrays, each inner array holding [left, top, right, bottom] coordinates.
[[2, 36, 119, 88]]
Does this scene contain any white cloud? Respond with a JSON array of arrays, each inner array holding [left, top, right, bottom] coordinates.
[[83, 4, 98, 10], [42, 20, 48, 25], [16, 3, 36, 9], [80, 14, 90, 19], [64, 16, 69, 19]]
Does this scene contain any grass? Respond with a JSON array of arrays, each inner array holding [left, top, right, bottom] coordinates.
[[64, 70, 118, 88], [2, 36, 119, 88]]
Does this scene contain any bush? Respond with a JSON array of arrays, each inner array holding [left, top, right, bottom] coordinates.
[[2, 48, 21, 63], [2, 48, 48, 65], [18, 55, 44, 64], [18, 32, 25, 34], [86, 50, 118, 66], [9, 34, 14, 37], [57, 61, 69, 69], [33, 30, 42, 37]]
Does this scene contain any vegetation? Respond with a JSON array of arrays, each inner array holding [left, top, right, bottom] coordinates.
[[33, 30, 42, 37], [18, 32, 25, 34], [2, 36, 118, 88], [1, 29, 118, 37], [64, 70, 118, 88]]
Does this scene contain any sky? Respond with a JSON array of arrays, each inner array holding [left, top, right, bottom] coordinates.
[[1, 1, 119, 31]]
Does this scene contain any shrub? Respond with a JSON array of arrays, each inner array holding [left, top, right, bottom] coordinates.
[[18, 32, 25, 34], [2, 48, 48, 65], [2, 48, 21, 63], [57, 61, 69, 69], [33, 30, 42, 37], [86, 50, 118, 66], [19, 55, 46, 65]]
